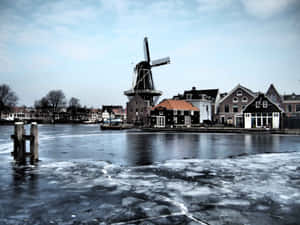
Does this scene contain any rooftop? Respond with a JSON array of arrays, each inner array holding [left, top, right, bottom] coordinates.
[[153, 99, 199, 111]]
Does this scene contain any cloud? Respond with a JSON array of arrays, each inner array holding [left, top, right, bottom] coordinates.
[[241, 0, 298, 18]]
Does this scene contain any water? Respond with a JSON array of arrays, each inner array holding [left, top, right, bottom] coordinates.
[[0, 124, 300, 225], [1, 124, 299, 165]]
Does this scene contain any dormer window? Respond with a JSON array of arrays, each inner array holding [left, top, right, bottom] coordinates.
[[263, 101, 268, 108], [236, 90, 242, 96], [233, 97, 238, 103]]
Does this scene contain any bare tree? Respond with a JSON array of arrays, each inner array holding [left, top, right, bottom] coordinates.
[[34, 97, 50, 110], [68, 97, 81, 121], [0, 84, 18, 112], [35, 90, 66, 122], [46, 90, 66, 113], [69, 97, 81, 109]]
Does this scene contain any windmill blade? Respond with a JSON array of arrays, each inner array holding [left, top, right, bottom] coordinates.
[[151, 57, 170, 67], [143, 37, 151, 63]]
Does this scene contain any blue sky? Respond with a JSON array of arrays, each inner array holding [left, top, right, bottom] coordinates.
[[0, 0, 299, 107]]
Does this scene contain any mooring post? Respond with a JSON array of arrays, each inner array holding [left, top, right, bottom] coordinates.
[[13, 122, 26, 162], [30, 122, 39, 162]]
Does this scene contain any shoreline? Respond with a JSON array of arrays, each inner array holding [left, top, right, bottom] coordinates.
[[140, 127, 300, 135]]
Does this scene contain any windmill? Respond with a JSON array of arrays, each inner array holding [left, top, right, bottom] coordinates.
[[124, 37, 170, 106]]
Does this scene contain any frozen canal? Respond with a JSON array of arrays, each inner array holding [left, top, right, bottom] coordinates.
[[0, 124, 300, 224]]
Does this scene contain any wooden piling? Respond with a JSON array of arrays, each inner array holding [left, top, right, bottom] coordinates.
[[12, 122, 25, 162], [11, 122, 39, 164], [30, 122, 39, 162]]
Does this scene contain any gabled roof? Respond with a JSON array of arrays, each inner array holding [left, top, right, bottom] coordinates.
[[218, 84, 256, 104], [152, 99, 199, 111], [266, 84, 282, 101], [242, 93, 284, 113]]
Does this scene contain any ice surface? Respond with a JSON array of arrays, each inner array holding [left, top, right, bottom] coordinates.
[[1, 152, 300, 224]]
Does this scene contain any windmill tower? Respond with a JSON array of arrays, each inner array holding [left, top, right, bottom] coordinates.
[[124, 37, 170, 125]]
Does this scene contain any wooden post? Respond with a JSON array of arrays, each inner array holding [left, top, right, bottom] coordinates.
[[30, 122, 39, 163], [13, 122, 26, 162]]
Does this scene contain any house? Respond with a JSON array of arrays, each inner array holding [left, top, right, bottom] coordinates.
[[282, 93, 300, 128], [173, 87, 219, 123], [217, 84, 256, 127], [243, 93, 283, 129], [283, 93, 300, 115], [151, 99, 200, 128]]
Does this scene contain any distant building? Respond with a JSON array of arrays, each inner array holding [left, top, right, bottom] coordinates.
[[150, 99, 200, 128], [173, 87, 219, 123], [243, 93, 283, 129], [217, 84, 256, 127]]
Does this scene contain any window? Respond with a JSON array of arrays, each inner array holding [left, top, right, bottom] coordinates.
[[287, 104, 292, 112], [256, 101, 260, 108], [233, 97, 238, 103], [257, 118, 261, 127], [262, 101, 268, 108], [233, 106, 239, 113], [186, 94, 192, 100], [242, 97, 248, 103], [174, 117, 178, 124], [174, 110, 177, 115], [225, 104, 229, 113], [296, 104, 300, 112], [156, 116, 165, 127], [237, 90, 242, 96]]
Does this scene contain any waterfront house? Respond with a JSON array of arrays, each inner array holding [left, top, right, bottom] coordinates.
[[243, 93, 283, 129], [151, 99, 200, 128], [173, 87, 219, 123], [217, 84, 256, 127]]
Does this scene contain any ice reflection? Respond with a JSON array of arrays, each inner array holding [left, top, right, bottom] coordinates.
[[11, 163, 38, 198], [126, 134, 154, 165]]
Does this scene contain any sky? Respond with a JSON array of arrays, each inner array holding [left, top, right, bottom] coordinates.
[[0, 0, 300, 107]]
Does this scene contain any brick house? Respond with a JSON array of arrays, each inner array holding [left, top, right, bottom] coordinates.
[[217, 84, 256, 127], [126, 95, 150, 125], [151, 99, 200, 128]]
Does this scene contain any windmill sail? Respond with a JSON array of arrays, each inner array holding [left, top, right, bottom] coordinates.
[[151, 57, 170, 67], [143, 37, 151, 63]]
